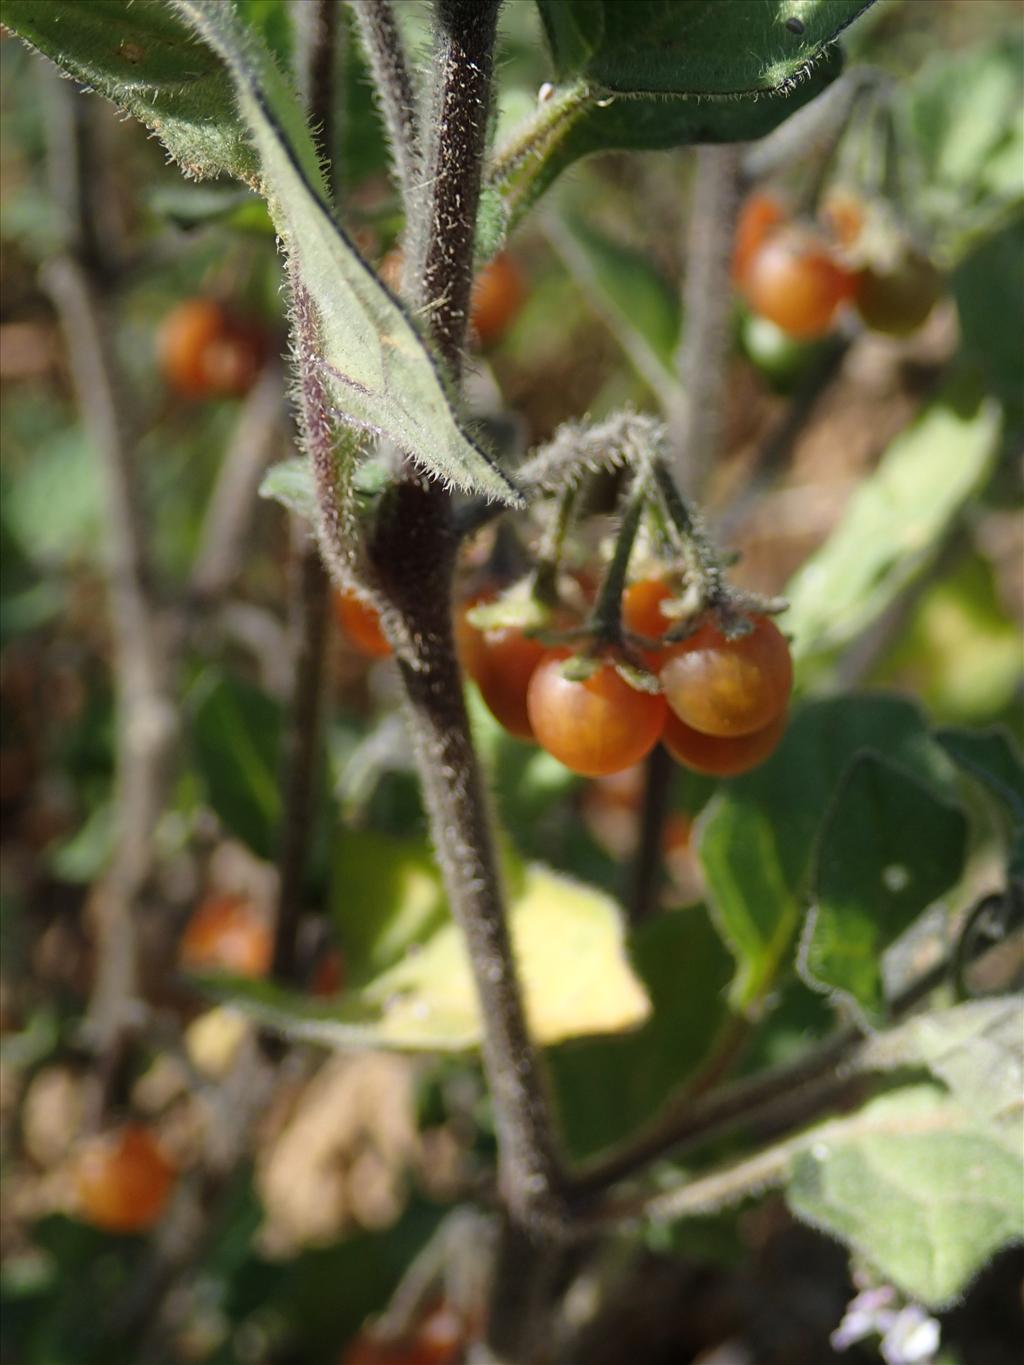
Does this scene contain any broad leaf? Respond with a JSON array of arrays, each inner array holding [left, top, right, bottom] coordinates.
[[785, 381, 1001, 666], [329, 829, 450, 984], [936, 726, 1024, 878], [904, 36, 1024, 249], [492, 54, 845, 226], [787, 1084, 1024, 1307], [172, 0, 523, 507], [490, 0, 873, 220], [800, 755, 968, 1024], [698, 695, 958, 1010], [3, 0, 257, 183], [215, 863, 650, 1051], [536, 0, 872, 93], [549, 905, 733, 1162], [953, 218, 1024, 422], [187, 669, 282, 859], [861, 996, 1024, 1137]]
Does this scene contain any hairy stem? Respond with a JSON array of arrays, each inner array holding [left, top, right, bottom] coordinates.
[[350, 0, 421, 212], [43, 77, 177, 1054], [271, 0, 340, 985], [368, 1, 567, 1241]]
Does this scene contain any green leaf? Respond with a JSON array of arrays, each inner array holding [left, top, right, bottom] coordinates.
[[258, 457, 317, 521], [549, 905, 733, 1162], [2, 0, 257, 183], [535, 0, 872, 94], [873, 551, 1024, 724], [491, 51, 846, 226], [784, 381, 1001, 665], [861, 996, 1023, 1138], [546, 215, 680, 397], [904, 36, 1024, 249], [953, 218, 1024, 421], [172, 0, 523, 507], [329, 828, 449, 984], [213, 863, 650, 1051], [698, 694, 958, 1010], [787, 1084, 1024, 1308], [4, 428, 103, 568], [187, 669, 282, 859], [146, 183, 274, 235], [800, 755, 968, 1024], [935, 726, 1024, 878]]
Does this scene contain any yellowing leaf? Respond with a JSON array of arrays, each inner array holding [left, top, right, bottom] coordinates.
[[209, 865, 650, 1052]]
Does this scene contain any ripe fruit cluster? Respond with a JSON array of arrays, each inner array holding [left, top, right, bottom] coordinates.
[[72, 1123, 176, 1233], [332, 576, 792, 780], [157, 298, 268, 399], [464, 581, 793, 780], [734, 190, 941, 340]]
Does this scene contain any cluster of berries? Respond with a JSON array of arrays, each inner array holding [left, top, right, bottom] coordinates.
[[733, 189, 941, 340], [335, 581, 793, 781]]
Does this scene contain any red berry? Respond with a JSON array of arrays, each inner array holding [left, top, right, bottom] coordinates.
[[659, 615, 792, 739], [334, 590, 392, 659], [157, 299, 265, 398], [73, 1124, 176, 1233], [179, 893, 273, 978], [663, 707, 787, 777], [527, 653, 667, 777], [740, 227, 854, 339], [732, 191, 787, 286], [470, 253, 525, 347]]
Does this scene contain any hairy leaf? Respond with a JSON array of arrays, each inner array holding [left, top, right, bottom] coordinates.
[[492, 53, 845, 225], [536, 0, 873, 95], [787, 1084, 1024, 1307], [861, 996, 1024, 1137], [171, 0, 522, 507], [800, 756, 968, 1024], [2, 0, 257, 183]]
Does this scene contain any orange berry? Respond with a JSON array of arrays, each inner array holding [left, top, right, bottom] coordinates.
[[333, 590, 392, 659], [73, 1124, 176, 1233], [179, 893, 273, 978], [660, 614, 792, 738], [662, 708, 787, 777]]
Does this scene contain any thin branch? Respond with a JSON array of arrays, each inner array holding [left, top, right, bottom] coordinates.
[[350, 0, 421, 213], [188, 362, 286, 602], [569, 955, 951, 1202], [626, 745, 673, 926], [42, 75, 177, 1055], [671, 144, 744, 497]]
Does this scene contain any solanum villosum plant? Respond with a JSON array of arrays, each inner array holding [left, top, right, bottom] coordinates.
[[3, 1, 1022, 1362]]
